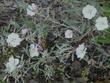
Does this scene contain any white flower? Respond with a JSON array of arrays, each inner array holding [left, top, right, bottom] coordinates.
[[7, 33, 22, 47], [76, 43, 87, 59], [5, 56, 19, 73], [95, 16, 108, 30], [27, 3, 38, 16], [29, 44, 39, 57], [82, 4, 97, 19], [65, 29, 73, 38]]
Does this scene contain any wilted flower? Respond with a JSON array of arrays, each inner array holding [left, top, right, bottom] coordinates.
[[95, 16, 108, 30], [7, 33, 22, 47], [5, 56, 19, 73], [27, 3, 38, 16], [65, 29, 73, 38], [82, 4, 97, 19], [29, 44, 39, 57], [21, 28, 29, 35], [76, 43, 87, 59]]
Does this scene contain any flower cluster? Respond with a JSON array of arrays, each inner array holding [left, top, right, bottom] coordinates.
[[2, 2, 109, 81], [74, 4, 109, 59], [82, 4, 109, 30]]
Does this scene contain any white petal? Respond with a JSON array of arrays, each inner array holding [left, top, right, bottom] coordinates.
[[31, 3, 37, 10], [21, 28, 29, 35], [65, 30, 73, 38], [10, 65, 16, 72], [9, 56, 14, 62], [27, 8, 35, 16], [14, 59, 19, 66], [27, 3, 37, 16], [28, 5, 33, 10], [30, 44, 35, 48]]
